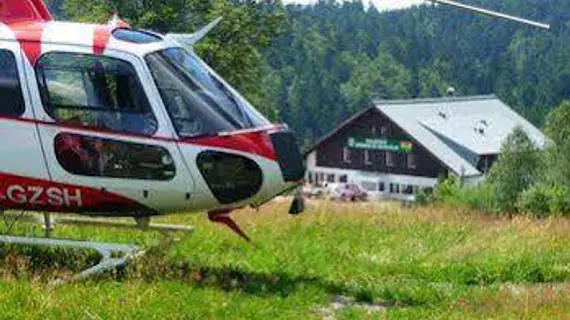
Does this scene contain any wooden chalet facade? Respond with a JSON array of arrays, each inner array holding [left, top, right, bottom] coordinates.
[[305, 95, 546, 200]]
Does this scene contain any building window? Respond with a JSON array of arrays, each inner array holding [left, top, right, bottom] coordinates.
[[402, 185, 414, 195], [389, 183, 400, 194], [314, 172, 324, 186], [407, 154, 416, 169], [0, 50, 25, 117], [36, 52, 157, 135], [378, 182, 385, 192], [386, 152, 394, 167], [343, 147, 351, 163], [364, 150, 372, 165], [55, 133, 176, 180], [371, 126, 377, 135], [361, 181, 377, 192], [380, 125, 388, 137], [327, 174, 335, 183], [339, 175, 348, 183], [477, 155, 497, 174], [307, 172, 314, 184]]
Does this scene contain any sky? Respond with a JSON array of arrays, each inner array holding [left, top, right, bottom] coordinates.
[[281, 0, 426, 11]]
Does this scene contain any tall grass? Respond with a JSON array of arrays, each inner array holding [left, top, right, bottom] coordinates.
[[1, 201, 570, 319]]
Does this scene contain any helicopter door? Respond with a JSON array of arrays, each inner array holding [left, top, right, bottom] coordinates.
[[0, 41, 51, 208], [25, 48, 195, 215]]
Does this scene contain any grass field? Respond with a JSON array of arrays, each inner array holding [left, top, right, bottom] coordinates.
[[2, 200, 570, 319]]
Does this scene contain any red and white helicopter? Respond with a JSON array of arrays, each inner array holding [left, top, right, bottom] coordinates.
[[0, 0, 307, 278], [0, 0, 549, 281]]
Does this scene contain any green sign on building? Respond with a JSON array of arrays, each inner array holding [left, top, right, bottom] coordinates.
[[348, 137, 413, 154]]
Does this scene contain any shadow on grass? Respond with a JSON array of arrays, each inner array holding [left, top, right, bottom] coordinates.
[[10, 244, 566, 308], [0, 244, 100, 279], [0, 246, 404, 306], [124, 252, 366, 300]]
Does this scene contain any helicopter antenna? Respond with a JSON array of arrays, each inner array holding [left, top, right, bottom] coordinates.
[[166, 17, 223, 47], [427, 0, 550, 30]]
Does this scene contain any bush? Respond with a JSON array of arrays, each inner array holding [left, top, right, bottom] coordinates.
[[433, 176, 462, 203], [516, 185, 550, 217], [547, 184, 570, 214], [517, 184, 570, 216], [486, 127, 541, 213], [414, 187, 432, 206], [433, 177, 497, 213]]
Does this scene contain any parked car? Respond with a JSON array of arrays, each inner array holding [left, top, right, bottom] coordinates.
[[326, 183, 367, 201], [302, 184, 326, 198]]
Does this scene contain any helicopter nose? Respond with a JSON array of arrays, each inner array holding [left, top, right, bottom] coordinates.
[[268, 130, 306, 184], [191, 127, 305, 210], [261, 129, 306, 214]]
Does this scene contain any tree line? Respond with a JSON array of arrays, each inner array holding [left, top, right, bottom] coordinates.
[[264, 0, 570, 148]]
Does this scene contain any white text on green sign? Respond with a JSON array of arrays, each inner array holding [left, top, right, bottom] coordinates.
[[348, 137, 413, 153]]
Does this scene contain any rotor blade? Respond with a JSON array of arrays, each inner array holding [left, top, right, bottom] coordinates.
[[427, 0, 550, 30]]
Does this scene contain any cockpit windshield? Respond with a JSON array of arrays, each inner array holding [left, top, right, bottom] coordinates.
[[145, 48, 269, 137]]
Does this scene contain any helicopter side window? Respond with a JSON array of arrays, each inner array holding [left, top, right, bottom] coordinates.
[[35, 53, 157, 136], [0, 50, 25, 117], [54, 133, 176, 180], [112, 29, 162, 44]]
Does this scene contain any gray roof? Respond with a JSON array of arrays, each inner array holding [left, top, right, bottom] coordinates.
[[375, 95, 546, 176]]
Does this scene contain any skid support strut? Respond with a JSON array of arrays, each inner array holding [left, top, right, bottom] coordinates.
[[0, 213, 194, 283], [0, 235, 142, 283]]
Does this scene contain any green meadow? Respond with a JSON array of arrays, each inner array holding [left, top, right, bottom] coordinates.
[[2, 200, 570, 319]]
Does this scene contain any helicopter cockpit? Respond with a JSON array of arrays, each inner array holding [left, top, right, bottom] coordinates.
[[34, 38, 270, 140], [145, 47, 270, 138]]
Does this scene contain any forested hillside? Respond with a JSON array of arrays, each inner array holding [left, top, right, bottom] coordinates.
[[264, 0, 570, 147], [47, 0, 570, 148]]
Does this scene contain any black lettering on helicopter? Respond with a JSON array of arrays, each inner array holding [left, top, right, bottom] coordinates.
[[2, 185, 83, 207]]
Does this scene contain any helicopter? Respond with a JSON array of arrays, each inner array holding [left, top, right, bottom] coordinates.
[[0, 0, 550, 281], [0, 0, 308, 278]]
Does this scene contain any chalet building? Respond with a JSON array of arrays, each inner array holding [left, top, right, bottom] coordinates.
[[305, 95, 546, 200]]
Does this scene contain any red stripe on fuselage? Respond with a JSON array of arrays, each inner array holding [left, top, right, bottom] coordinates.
[[92, 18, 131, 56], [0, 115, 281, 161], [188, 132, 277, 161], [93, 25, 112, 55], [0, 115, 177, 143], [8, 21, 47, 65], [0, 172, 152, 215]]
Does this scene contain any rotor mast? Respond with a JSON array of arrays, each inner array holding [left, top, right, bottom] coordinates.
[[427, 0, 550, 30]]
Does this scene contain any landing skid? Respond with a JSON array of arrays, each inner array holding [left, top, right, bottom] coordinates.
[[0, 212, 194, 283], [0, 235, 142, 283]]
